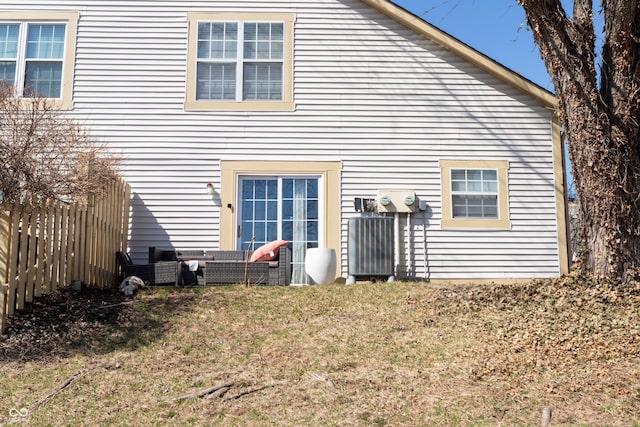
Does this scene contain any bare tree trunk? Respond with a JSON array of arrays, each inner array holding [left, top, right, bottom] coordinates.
[[517, 0, 640, 281]]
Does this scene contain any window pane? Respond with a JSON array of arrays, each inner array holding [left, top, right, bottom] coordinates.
[[451, 180, 466, 192], [451, 168, 499, 194], [243, 23, 257, 60], [282, 178, 293, 198], [266, 180, 277, 199], [243, 63, 282, 100], [0, 24, 19, 58], [451, 169, 466, 180], [451, 169, 466, 192], [198, 22, 236, 59], [24, 61, 62, 98], [271, 24, 283, 41], [254, 222, 266, 242], [256, 41, 271, 60], [483, 181, 498, 193], [484, 202, 498, 217], [196, 63, 236, 100], [282, 199, 293, 220], [27, 24, 65, 59], [254, 180, 266, 199], [483, 170, 497, 181], [244, 41, 256, 60], [467, 180, 482, 192], [292, 179, 306, 198], [482, 170, 498, 192], [242, 200, 253, 220], [466, 170, 482, 181], [452, 195, 498, 218], [306, 200, 318, 220], [452, 195, 468, 217], [244, 22, 283, 60], [271, 42, 283, 60], [254, 200, 266, 220], [307, 221, 318, 243], [197, 24, 211, 58], [242, 180, 254, 199], [257, 23, 271, 39], [244, 23, 257, 40], [0, 61, 16, 86], [282, 220, 293, 240], [306, 179, 318, 198], [267, 221, 278, 241], [267, 200, 278, 220], [467, 197, 484, 217], [241, 221, 254, 243]]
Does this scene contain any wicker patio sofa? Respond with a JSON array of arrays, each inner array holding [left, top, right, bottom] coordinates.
[[148, 247, 291, 286], [115, 251, 179, 285]]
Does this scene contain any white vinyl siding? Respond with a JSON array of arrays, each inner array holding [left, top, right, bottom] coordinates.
[[0, 0, 563, 280]]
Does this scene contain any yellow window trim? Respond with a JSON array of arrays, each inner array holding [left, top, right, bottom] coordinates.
[[0, 11, 78, 110], [440, 159, 511, 230], [220, 160, 342, 273], [185, 12, 295, 112]]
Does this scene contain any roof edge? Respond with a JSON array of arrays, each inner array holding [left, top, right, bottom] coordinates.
[[359, 0, 557, 109]]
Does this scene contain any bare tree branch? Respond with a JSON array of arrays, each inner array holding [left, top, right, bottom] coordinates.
[[0, 84, 122, 209]]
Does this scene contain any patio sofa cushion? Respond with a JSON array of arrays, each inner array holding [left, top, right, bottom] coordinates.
[[249, 239, 289, 262]]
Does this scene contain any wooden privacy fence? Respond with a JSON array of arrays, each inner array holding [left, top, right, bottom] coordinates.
[[0, 179, 131, 333]]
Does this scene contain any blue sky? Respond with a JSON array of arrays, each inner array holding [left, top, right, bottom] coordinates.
[[392, 0, 554, 92]]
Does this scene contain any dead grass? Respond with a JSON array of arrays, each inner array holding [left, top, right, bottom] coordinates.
[[1, 276, 639, 426]]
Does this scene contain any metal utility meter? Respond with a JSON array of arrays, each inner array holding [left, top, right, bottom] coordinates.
[[376, 190, 417, 213]]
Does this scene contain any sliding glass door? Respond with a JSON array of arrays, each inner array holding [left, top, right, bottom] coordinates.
[[239, 176, 320, 284]]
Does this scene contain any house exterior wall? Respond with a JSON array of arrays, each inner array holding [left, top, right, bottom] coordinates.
[[1, 0, 567, 281]]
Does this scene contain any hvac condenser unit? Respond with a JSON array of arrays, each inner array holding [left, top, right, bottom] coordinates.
[[347, 216, 394, 284]]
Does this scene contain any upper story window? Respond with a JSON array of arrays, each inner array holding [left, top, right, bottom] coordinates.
[[440, 159, 511, 229], [0, 12, 77, 109], [186, 13, 294, 111], [197, 21, 283, 101]]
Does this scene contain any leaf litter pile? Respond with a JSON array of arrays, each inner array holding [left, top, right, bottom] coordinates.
[[429, 273, 640, 423], [1, 273, 639, 426]]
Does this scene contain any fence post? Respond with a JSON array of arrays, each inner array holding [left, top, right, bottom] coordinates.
[[0, 210, 9, 288], [0, 284, 7, 334], [0, 210, 9, 334]]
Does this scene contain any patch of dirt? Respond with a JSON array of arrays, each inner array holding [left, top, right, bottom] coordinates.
[[0, 286, 132, 361]]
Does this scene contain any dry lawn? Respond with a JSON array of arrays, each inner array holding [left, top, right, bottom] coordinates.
[[1, 275, 639, 426]]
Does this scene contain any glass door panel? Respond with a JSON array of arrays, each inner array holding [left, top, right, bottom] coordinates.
[[239, 176, 320, 284], [240, 178, 278, 249]]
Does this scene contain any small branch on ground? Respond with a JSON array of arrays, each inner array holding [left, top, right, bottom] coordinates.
[[170, 381, 234, 402], [2, 364, 98, 425], [97, 301, 136, 309], [33, 368, 88, 410], [203, 386, 232, 400], [222, 382, 281, 402]]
